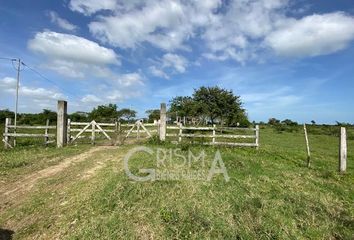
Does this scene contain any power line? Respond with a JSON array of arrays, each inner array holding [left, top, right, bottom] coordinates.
[[21, 62, 82, 101], [2, 58, 83, 103], [0, 57, 17, 61], [11, 59, 24, 72]]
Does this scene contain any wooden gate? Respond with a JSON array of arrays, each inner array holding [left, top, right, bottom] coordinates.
[[123, 120, 157, 139], [68, 120, 115, 145]]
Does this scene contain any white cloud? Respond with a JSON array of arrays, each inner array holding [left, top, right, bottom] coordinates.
[[203, 2, 354, 62], [81, 94, 102, 103], [69, 0, 117, 16], [162, 53, 188, 73], [149, 66, 169, 79], [69, 0, 354, 63], [0, 77, 17, 89], [20, 86, 65, 100], [48, 11, 78, 32], [149, 53, 188, 79], [28, 31, 119, 65], [106, 88, 143, 102], [88, 0, 220, 51], [0, 77, 65, 100], [42, 60, 85, 79], [265, 12, 354, 57], [115, 73, 144, 87], [28, 31, 119, 78], [202, 0, 288, 63], [42, 60, 114, 79], [106, 90, 124, 102]]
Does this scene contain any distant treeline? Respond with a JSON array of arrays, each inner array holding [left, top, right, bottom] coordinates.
[[262, 117, 353, 139], [0, 104, 140, 125]]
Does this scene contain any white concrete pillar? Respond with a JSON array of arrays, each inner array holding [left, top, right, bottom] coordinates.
[[57, 100, 67, 148], [159, 103, 166, 141]]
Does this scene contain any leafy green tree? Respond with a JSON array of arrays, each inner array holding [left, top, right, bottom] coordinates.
[[118, 108, 137, 122], [193, 86, 246, 125], [69, 112, 89, 122], [145, 109, 160, 122], [18, 109, 56, 125], [268, 118, 280, 125], [168, 86, 248, 126], [89, 104, 118, 122], [40, 109, 57, 123], [281, 119, 298, 126], [169, 96, 197, 121], [0, 109, 15, 123]]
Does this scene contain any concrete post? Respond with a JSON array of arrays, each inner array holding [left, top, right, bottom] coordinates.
[[159, 103, 166, 141], [57, 100, 67, 148], [67, 118, 71, 143], [339, 127, 347, 173], [4, 118, 11, 149], [255, 125, 260, 150], [44, 119, 49, 146]]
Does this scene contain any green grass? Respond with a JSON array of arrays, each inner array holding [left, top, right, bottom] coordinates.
[[0, 126, 353, 239], [0, 144, 91, 183]]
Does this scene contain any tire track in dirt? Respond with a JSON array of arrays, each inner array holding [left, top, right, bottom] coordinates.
[[0, 146, 116, 209]]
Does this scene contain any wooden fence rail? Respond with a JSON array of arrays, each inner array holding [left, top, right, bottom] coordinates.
[[66, 119, 158, 144], [166, 124, 259, 148], [3, 118, 55, 148], [67, 120, 115, 145]]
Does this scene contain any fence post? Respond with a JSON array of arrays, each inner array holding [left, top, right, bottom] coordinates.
[[44, 119, 49, 146], [4, 118, 11, 149], [91, 121, 96, 145], [157, 120, 160, 136], [178, 123, 182, 142], [67, 118, 71, 143], [339, 127, 347, 173], [57, 100, 67, 148], [159, 103, 166, 141], [137, 121, 140, 139], [255, 125, 259, 150], [212, 124, 216, 145], [303, 124, 311, 167]]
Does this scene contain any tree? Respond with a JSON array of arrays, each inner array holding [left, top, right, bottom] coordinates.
[[40, 109, 57, 123], [268, 118, 280, 125], [0, 109, 15, 123], [89, 104, 118, 122], [145, 109, 160, 123], [70, 112, 89, 122], [18, 109, 57, 125], [169, 96, 197, 120], [311, 120, 316, 125], [193, 86, 247, 125], [281, 119, 298, 126], [118, 108, 137, 122]]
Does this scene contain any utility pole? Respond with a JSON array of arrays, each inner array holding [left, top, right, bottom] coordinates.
[[14, 58, 21, 146]]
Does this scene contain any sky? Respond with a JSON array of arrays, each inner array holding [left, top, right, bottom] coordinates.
[[0, 0, 354, 124]]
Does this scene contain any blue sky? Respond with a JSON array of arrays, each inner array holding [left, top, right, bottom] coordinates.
[[0, 0, 354, 124]]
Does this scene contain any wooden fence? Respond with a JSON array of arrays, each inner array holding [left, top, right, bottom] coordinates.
[[67, 120, 158, 144], [166, 124, 259, 148], [120, 120, 158, 139], [3, 118, 56, 148], [67, 120, 117, 144]]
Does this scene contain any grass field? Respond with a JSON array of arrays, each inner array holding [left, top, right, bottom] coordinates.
[[0, 126, 353, 239]]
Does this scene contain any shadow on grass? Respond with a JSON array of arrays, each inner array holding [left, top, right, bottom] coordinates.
[[0, 229, 14, 240]]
